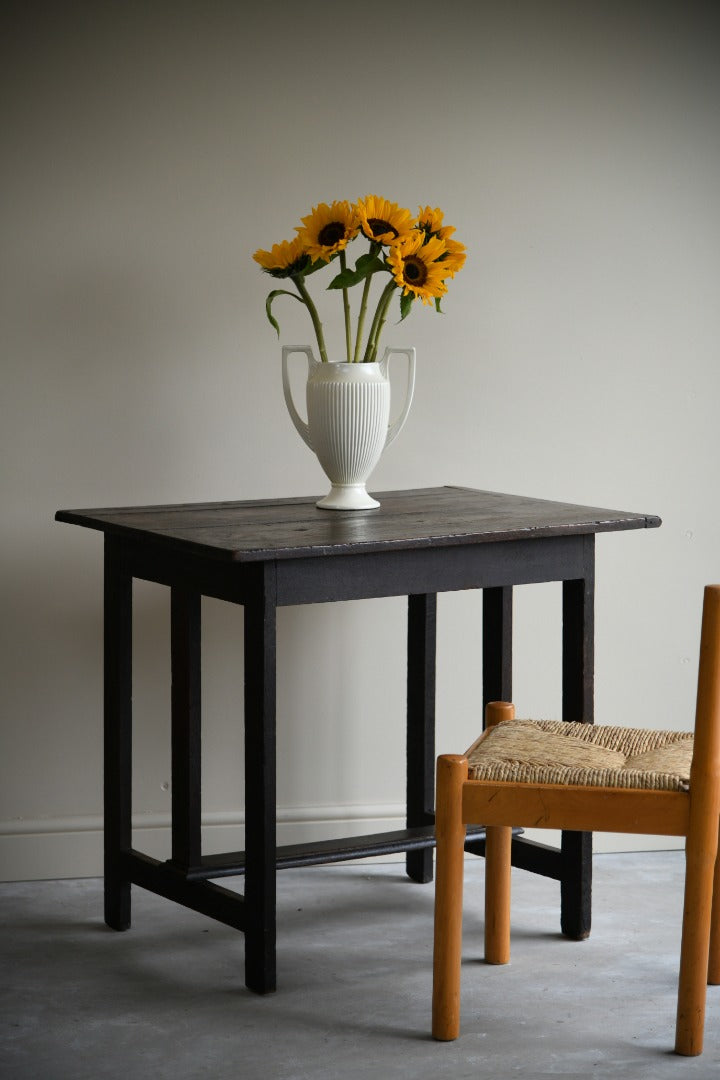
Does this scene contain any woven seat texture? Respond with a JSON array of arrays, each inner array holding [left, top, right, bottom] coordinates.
[[466, 719, 694, 791]]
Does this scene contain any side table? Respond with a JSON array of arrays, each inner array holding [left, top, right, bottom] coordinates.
[[56, 486, 661, 992]]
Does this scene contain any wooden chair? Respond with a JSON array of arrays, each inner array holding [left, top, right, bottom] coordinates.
[[432, 584, 720, 1056]]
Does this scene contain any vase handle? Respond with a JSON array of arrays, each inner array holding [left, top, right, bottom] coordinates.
[[282, 346, 316, 451], [382, 347, 416, 448]]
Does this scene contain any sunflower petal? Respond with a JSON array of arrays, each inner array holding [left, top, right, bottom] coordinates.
[[297, 201, 359, 262], [355, 195, 416, 245]]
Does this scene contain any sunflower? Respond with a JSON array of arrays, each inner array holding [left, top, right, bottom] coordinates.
[[388, 233, 450, 304], [297, 201, 359, 263], [440, 236, 467, 278], [253, 236, 309, 278], [417, 205, 455, 241], [356, 195, 416, 245]]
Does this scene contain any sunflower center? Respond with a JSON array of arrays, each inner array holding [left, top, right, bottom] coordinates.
[[367, 217, 398, 239], [318, 221, 346, 247], [403, 256, 427, 286]]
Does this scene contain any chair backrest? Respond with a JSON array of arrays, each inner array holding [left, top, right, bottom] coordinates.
[[691, 585, 720, 793]]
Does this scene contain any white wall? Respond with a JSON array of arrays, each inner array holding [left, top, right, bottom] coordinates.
[[2, 1, 719, 880]]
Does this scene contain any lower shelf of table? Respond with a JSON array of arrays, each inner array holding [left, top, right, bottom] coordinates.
[[179, 824, 472, 880], [114, 827, 564, 936], [173, 823, 549, 881]]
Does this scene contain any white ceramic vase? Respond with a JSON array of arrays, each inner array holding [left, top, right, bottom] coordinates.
[[281, 346, 416, 510]]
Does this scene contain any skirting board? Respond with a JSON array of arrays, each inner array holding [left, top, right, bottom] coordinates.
[[0, 807, 683, 882]]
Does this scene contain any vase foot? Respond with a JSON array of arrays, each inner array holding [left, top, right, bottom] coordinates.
[[316, 484, 380, 511]]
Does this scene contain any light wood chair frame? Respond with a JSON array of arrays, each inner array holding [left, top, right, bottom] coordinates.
[[432, 584, 720, 1056]]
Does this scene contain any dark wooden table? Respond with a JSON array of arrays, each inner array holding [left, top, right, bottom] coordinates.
[[56, 486, 660, 993]]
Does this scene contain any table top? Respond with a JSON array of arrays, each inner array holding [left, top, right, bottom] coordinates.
[[55, 487, 661, 564]]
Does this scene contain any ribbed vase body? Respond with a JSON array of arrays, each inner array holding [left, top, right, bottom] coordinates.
[[281, 346, 416, 510], [307, 363, 389, 504]]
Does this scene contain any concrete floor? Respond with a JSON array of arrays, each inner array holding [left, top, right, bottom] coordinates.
[[1, 851, 719, 1080]]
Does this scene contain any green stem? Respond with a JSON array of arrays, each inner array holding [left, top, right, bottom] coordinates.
[[353, 241, 380, 363], [363, 279, 397, 363], [293, 275, 329, 363], [339, 251, 352, 363], [361, 282, 389, 362], [353, 273, 373, 363]]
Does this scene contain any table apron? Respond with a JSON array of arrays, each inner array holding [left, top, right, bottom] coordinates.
[[116, 533, 594, 606], [274, 535, 593, 604]]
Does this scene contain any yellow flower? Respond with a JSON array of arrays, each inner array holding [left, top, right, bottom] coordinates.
[[253, 236, 308, 278], [388, 233, 450, 304], [417, 205, 455, 241], [297, 201, 359, 262], [440, 237, 467, 278], [356, 195, 415, 245], [417, 206, 466, 276]]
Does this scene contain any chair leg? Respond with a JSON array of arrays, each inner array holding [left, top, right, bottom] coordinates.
[[708, 819, 720, 986], [675, 828, 719, 1055], [485, 824, 512, 964], [482, 700, 514, 965], [432, 755, 468, 1042]]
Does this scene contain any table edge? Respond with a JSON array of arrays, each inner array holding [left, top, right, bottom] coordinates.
[[55, 488, 662, 563]]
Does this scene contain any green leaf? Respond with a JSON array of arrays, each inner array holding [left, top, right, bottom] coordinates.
[[265, 289, 303, 337], [399, 291, 414, 322], [434, 297, 445, 314], [328, 254, 388, 290], [327, 267, 360, 290], [354, 253, 385, 275]]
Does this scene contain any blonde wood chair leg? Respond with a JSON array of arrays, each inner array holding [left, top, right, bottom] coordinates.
[[676, 584, 720, 1054], [483, 702, 515, 966], [707, 820, 720, 985], [675, 839, 717, 1055], [432, 754, 468, 1042], [485, 701, 516, 728], [485, 824, 512, 964], [675, 798, 720, 1054]]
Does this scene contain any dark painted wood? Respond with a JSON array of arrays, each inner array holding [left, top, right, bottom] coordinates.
[[561, 831, 593, 939], [507, 836, 564, 879], [470, 587, 512, 863], [56, 488, 661, 990], [192, 824, 494, 880], [243, 565, 278, 994], [482, 586, 513, 709], [274, 535, 591, 605], [106, 531, 594, 610], [103, 537, 133, 930], [124, 850, 247, 930], [406, 594, 437, 883], [562, 542, 596, 725], [56, 486, 661, 563], [559, 541, 596, 938], [116, 539, 251, 606], [465, 833, 563, 878], [170, 587, 202, 870]]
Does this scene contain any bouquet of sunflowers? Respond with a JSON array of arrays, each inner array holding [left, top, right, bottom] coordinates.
[[253, 195, 466, 365]]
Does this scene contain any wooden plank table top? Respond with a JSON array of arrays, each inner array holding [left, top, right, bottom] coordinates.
[[55, 486, 661, 563]]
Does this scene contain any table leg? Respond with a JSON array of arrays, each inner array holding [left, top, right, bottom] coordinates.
[[560, 543, 595, 940], [243, 567, 278, 993], [170, 587, 202, 870], [406, 594, 437, 883], [103, 537, 132, 931], [482, 586, 513, 708], [461, 586, 513, 861]]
